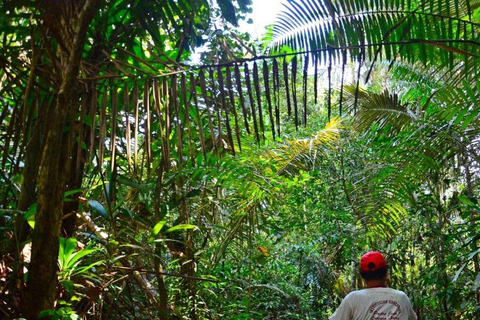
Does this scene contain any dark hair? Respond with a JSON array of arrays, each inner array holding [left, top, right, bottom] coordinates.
[[359, 266, 388, 281]]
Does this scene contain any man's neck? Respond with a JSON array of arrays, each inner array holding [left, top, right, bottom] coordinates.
[[365, 279, 387, 288]]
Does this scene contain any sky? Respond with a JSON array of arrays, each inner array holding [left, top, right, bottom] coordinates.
[[190, 0, 284, 63], [238, 0, 285, 38]]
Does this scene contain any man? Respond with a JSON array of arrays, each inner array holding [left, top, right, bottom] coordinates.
[[329, 251, 417, 320]]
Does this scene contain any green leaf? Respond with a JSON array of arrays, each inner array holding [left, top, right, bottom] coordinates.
[[153, 220, 167, 235], [467, 249, 480, 261], [64, 189, 82, 199], [474, 272, 480, 290], [60, 279, 75, 295], [217, 0, 238, 26], [117, 176, 150, 192], [67, 248, 99, 269], [25, 204, 36, 229], [38, 309, 55, 318], [458, 195, 476, 207], [165, 224, 197, 233], [70, 260, 103, 277], [186, 189, 202, 198], [59, 238, 77, 270], [460, 108, 480, 130], [88, 200, 107, 217], [453, 262, 468, 282]]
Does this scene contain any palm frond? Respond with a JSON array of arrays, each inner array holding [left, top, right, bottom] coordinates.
[[269, 0, 480, 67], [343, 86, 416, 134], [266, 117, 342, 177]]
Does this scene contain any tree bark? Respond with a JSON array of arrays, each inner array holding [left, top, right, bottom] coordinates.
[[61, 97, 89, 238], [22, 0, 100, 318]]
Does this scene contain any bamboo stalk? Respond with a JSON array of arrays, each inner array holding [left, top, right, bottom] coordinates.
[[111, 85, 118, 173], [99, 88, 108, 166], [163, 77, 171, 170], [89, 88, 97, 166], [124, 83, 131, 170], [133, 82, 139, 174], [144, 80, 151, 172]]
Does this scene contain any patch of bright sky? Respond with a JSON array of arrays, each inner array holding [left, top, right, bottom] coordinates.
[[238, 0, 285, 39], [190, 0, 284, 64]]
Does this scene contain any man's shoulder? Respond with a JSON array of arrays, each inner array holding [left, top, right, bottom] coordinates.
[[384, 288, 410, 298], [351, 287, 409, 297]]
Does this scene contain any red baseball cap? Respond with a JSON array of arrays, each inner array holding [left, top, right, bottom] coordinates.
[[360, 251, 387, 272]]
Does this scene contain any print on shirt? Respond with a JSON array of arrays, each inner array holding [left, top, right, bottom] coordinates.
[[368, 299, 402, 320]]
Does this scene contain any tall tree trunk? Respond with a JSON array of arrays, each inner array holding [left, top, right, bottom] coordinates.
[[22, 1, 100, 318], [61, 97, 90, 238]]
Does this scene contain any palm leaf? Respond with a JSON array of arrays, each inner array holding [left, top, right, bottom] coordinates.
[[343, 85, 417, 134], [266, 117, 342, 177], [269, 0, 480, 67]]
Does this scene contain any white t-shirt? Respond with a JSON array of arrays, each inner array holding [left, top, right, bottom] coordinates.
[[329, 287, 417, 320]]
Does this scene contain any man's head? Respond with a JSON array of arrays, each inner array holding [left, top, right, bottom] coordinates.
[[359, 251, 388, 281]]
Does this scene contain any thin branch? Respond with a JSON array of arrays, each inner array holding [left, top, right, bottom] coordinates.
[[74, 39, 480, 84], [111, 266, 220, 283]]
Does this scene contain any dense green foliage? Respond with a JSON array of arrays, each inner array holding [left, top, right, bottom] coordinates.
[[1, 0, 480, 319]]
